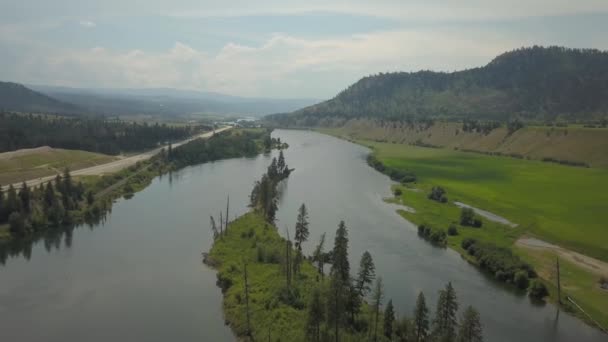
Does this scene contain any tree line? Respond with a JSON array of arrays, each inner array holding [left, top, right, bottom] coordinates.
[[0, 111, 208, 154]]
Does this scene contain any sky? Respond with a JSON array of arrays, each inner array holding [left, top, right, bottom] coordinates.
[[1, 0, 607, 99]]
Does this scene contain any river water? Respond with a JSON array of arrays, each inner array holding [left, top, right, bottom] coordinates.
[[0, 129, 605, 341]]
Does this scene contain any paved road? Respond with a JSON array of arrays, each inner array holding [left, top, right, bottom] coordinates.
[[3, 127, 231, 190]]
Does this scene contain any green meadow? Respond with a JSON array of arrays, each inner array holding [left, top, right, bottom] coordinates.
[[367, 141, 608, 263]]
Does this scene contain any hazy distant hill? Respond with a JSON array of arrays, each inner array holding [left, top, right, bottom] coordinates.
[[267, 46, 608, 125], [0, 82, 81, 114], [30, 85, 320, 118]]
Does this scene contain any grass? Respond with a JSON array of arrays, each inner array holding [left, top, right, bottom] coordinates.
[[0, 147, 117, 185], [208, 212, 320, 341], [208, 212, 380, 342], [367, 141, 608, 263]]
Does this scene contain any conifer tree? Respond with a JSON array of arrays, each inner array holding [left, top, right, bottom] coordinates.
[[356, 251, 376, 296], [413, 292, 430, 342], [433, 282, 459, 342], [457, 306, 483, 342], [294, 203, 309, 250], [384, 299, 395, 339], [306, 287, 325, 342]]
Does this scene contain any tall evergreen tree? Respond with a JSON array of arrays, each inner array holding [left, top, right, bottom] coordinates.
[[18, 182, 30, 213], [294, 203, 310, 250], [384, 299, 395, 339], [433, 282, 459, 342], [6, 184, 20, 214], [0, 187, 5, 222], [413, 292, 430, 342], [372, 277, 384, 342], [44, 182, 55, 208], [62, 168, 72, 195], [312, 232, 326, 277], [356, 250, 376, 296], [330, 221, 350, 282], [327, 272, 346, 342], [457, 306, 483, 342], [277, 150, 287, 175], [306, 287, 325, 342]]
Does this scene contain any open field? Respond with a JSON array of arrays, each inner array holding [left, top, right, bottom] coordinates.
[[0, 147, 117, 186], [0, 127, 231, 190], [363, 141, 608, 263]]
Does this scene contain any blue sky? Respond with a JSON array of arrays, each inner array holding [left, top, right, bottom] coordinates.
[[1, 0, 607, 98]]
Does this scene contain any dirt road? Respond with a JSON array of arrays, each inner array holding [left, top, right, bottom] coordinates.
[[2, 127, 231, 190], [516, 237, 608, 276]]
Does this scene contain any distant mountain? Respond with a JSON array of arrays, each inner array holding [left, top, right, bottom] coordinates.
[[0, 82, 81, 114], [267, 46, 608, 125], [29, 85, 320, 118]]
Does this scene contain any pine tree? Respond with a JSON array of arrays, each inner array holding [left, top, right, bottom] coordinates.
[[306, 287, 325, 342], [327, 273, 346, 342], [356, 250, 376, 296], [457, 306, 483, 342], [294, 203, 310, 250], [6, 184, 20, 214], [384, 299, 395, 339], [312, 232, 326, 277], [18, 182, 30, 213], [63, 168, 72, 195], [372, 277, 384, 342], [413, 292, 430, 342], [277, 150, 287, 175], [433, 282, 459, 342], [330, 221, 350, 282], [0, 187, 5, 222], [44, 182, 55, 208]]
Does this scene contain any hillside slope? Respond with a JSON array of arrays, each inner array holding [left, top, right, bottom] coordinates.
[[268, 46, 608, 124], [322, 119, 608, 168], [0, 82, 81, 114]]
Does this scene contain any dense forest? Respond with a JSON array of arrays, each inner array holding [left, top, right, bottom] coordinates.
[[0, 112, 208, 154], [266, 46, 608, 126], [208, 156, 484, 341], [0, 82, 81, 114]]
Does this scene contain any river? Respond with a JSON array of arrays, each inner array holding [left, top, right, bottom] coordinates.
[[0, 129, 605, 341]]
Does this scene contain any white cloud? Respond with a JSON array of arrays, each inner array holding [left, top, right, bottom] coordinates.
[[79, 20, 96, 28], [0, 28, 536, 97]]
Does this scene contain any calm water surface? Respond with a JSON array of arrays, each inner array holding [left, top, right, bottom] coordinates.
[[0, 129, 605, 341]]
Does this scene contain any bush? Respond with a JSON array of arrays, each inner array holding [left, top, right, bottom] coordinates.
[[429, 229, 447, 247], [529, 280, 549, 299], [393, 188, 402, 196], [600, 276, 608, 289], [428, 186, 447, 203], [216, 272, 234, 293], [460, 207, 482, 227], [461, 238, 477, 250], [447, 224, 458, 236], [514, 270, 530, 289]]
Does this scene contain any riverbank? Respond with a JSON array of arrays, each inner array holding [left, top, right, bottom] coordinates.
[[317, 128, 608, 332], [0, 129, 274, 261]]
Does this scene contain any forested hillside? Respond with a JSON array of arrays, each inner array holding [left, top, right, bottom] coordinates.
[[0, 82, 81, 114], [267, 46, 608, 125], [0, 112, 206, 154]]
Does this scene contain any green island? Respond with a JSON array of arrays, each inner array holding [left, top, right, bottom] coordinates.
[[206, 154, 485, 342], [319, 127, 608, 330]]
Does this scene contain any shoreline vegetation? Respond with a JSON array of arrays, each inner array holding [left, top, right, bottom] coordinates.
[[0, 128, 279, 264], [316, 128, 608, 332], [206, 154, 484, 341]]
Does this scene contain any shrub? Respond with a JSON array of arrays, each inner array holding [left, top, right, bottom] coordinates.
[[529, 280, 549, 299], [428, 186, 447, 203], [461, 238, 477, 250], [460, 207, 482, 227], [393, 188, 402, 196], [429, 229, 447, 247], [514, 270, 530, 289], [600, 276, 608, 289], [447, 224, 458, 236], [216, 272, 233, 293]]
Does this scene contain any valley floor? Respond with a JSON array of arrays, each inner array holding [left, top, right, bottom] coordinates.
[[319, 127, 608, 332]]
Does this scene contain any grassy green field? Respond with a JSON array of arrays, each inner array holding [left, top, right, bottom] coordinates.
[[208, 212, 382, 341], [0, 147, 117, 185], [367, 141, 608, 263]]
